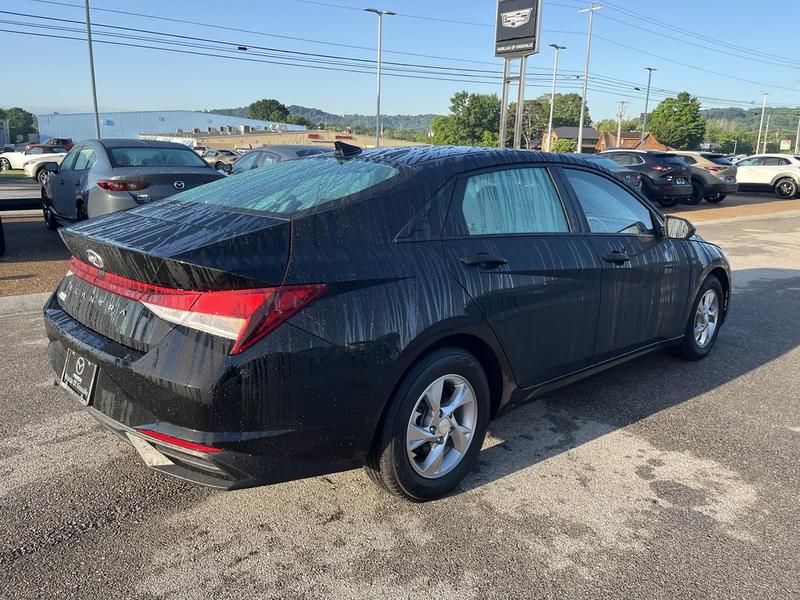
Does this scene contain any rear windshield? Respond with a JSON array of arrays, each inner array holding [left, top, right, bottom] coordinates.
[[169, 156, 402, 215], [703, 153, 733, 165], [108, 147, 208, 168]]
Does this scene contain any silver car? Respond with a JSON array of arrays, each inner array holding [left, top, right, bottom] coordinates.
[[41, 139, 224, 230]]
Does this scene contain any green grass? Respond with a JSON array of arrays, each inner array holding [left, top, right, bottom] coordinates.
[[0, 169, 27, 179]]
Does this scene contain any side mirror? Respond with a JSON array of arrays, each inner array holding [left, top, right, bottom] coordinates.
[[664, 215, 695, 240], [42, 161, 59, 174], [222, 163, 233, 174]]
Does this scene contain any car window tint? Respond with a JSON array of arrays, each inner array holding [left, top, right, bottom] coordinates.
[[609, 154, 637, 167], [763, 157, 788, 166], [27, 147, 43, 155], [170, 156, 403, 216], [459, 167, 568, 236], [737, 158, 759, 166], [257, 153, 279, 166], [565, 168, 655, 235], [232, 152, 260, 172], [59, 148, 81, 171], [109, 147, 207, 168], [679, 155, 696, 165], [73, 147, 96, 170]]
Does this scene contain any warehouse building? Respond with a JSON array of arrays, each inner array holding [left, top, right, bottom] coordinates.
[[36, 110, 305, 143]]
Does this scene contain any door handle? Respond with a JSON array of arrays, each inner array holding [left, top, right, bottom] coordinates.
[[601, 251, 630, 264], [459, 254, 508, 269]]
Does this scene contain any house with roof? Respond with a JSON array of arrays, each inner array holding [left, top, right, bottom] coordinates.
[[540, 126, 600, 154], [595, 131, 673, 152]]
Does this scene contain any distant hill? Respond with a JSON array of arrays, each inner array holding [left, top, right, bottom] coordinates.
[[701, 106, 800, 135], [204, 105, 438, 132]]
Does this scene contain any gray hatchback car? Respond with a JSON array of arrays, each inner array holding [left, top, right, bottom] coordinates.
[[40, 139, 224, 230]]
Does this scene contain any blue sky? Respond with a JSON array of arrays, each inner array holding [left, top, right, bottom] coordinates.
[[4, 0, 800, 121]]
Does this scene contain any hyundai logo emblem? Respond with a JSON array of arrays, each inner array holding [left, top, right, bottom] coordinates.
[[173, 180, 185, 190], [86, 249, 105, 270]]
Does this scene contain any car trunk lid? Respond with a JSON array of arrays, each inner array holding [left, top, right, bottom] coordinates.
[[100, 167, 223, 203]]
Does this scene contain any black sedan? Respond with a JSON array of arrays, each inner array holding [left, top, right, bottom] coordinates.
[[43, 146, 730, 501]]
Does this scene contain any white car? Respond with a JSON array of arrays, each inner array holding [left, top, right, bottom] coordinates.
[[734, 154, 800, 199], [0, 146, 67, 171], [22, 151, 69, 184]]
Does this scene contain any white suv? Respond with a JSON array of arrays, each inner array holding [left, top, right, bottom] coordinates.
[[734, 154, 800, 199]]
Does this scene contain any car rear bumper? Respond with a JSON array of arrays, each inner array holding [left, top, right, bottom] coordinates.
[[705, 181, 738, 195], [648, 181, 693, 198], [43, 293, 372, 489]]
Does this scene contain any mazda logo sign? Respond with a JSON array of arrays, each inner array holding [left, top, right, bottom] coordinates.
[[173, 180, 185, 190]]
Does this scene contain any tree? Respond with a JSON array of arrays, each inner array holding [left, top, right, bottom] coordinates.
[[285, 115, 312, 127], [552, 93, 590, 128], [551, 138, 577, 153], [647, 92, 706, 150], [0, 107, 37, 141], [431, 92, 501, 147], [596, 117, 640, 134], [247, 99, 290, 122], [503, 93, 591, 149]]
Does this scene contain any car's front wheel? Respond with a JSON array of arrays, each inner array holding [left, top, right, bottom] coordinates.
[[37, 168, 50, 185], [675, 275, 724, 360], [705, 193, 726, 203], [0, 158, 10, 171], [366, 348, 490, 501], [685, 180, 704, 205], [214, 161, 225, 171], [774, 178, 798, 199]]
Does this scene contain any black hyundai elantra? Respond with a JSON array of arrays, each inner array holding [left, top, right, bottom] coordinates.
[[43, 144, 730, 500]]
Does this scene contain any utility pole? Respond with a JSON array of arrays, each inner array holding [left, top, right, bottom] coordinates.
[[85, 0, 101, 138], [756, 92, 768, 154], [576, 4, 602, 154], [364, 7, 395, 148], [795, 114, 800, 154], [733, 138, 738, 155], [762, 114, 771, 153], [640, 67, 656, 147], [546, 44, 566, 152], [616, 100, 628, 147]]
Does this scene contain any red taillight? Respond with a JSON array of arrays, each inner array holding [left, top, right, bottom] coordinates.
[[651, 163, 671, 173], [135, 429, 223, 453], [97, 179, 149, 192], [705, 166, 725, 172], [68, 257, 326, 354]]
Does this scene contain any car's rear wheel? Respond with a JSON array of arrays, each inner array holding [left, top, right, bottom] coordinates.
[[214, 161, 225, 170], [366, 347, 490, 501], [705, 193, 726, 203], [685, 180, 704, 205], [657, 196, 678, 208], [675, 275, 724, 361], [0, 158, 10, 171], [773, 178, 798, 199]]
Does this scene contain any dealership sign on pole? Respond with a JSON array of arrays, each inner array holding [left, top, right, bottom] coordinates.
[[496, 0, 542, 149]]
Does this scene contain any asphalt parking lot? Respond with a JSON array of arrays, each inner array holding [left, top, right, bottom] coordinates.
[[1, 197, 800, 598]]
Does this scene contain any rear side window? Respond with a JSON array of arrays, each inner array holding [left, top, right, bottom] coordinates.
[[170, 156, 402, 215], [565, 168, 655, 235], [109, 147, 208, 168], [608, 154, 642, 167], [456, 167, 568, 236], [763, 157, 789, 166], [678, 155, 697, 165], [704, 154, 732, 166]]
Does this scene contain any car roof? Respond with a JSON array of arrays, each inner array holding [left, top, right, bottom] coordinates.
[[745, 153, 797, 159], [94, 139, 195, 150], [251, 144, 333, 157]]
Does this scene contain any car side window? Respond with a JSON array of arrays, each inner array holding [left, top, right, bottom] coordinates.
[[26, 147, 43, 155], [257, 153, 279, 166], [73, 147, 96, 170], [59, 147, 82, 172], [454, 167, 569, 236], [763, 157, 789, 166], [609, 154, 637, 167], [232, 152, 259, 171], [679, 155, 696, 165], [565, 168, 656, 236], [737, 158, 759, 167]]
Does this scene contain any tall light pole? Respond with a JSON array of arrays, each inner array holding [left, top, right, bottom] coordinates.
[[756, 92, 768, 154], [364, 7, 395, 148], [640, 67, 656, 147], [84, 0, 101, 138], [616, 100, 628, 147], [794, 114, 800, 154], [545, 44, 566, 152], [576, 4, 602, 154], [762, 113, 771, 153]]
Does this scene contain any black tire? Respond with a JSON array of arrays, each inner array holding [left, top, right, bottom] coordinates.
[[0, 216, 5, 256], [773, 178, 798, 199], [657, 196, 679, 208], [0, 157, 10, 171], [684, 180, 704, 205], [76, 199, 88, 221], [674, 275, 724, 361], [42, 195, 59, 231], [365, 347, 491, 501], [705, 193, 726, 203], [36, 167, 50, 185], [214, 161, 225, 171]]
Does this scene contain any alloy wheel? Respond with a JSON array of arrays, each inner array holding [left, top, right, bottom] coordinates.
[[406, 374, 477, 479], [0, 158, 9, 171], [694, 289, 719, 348]]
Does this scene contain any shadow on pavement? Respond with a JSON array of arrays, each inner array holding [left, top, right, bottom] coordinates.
[[461, 268, 800, 493]]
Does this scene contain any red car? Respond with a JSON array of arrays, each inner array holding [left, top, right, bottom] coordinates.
[[27, 138, 73, 151]]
